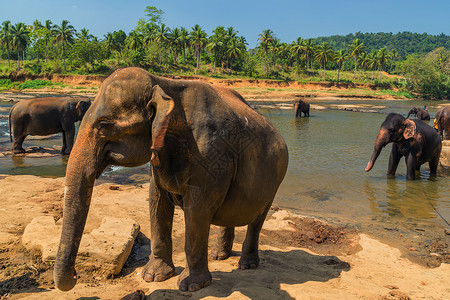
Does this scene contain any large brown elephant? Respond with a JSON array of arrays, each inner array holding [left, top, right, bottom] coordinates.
[[294, 98, 310, 117], [9, 97, 91, 154], [435, 105, 450, 140], [53, 67, 289, 292]]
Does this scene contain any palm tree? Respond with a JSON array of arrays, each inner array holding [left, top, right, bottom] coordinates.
[[227, 37, 242, 71], [334, 49, 348, 81], [189, 24, 207, 72], [77, 28, 94, 41], [54, 20, 75, 71], [33, 20, 43, 31], [358, 52, 370, 77], [125, 30, 143, 51], [368, 51, 379, 80], [314, 42, 334, 81], [104, 32, 114, 55], [169, 27, 182, 64], [207, 35, 223, 72], [257, 29, 275, 75], [0, 21, 12, 68], [303, 39, 315, 70], [179, 27, 190, 63], [10, 22, 30, 70], [153, 23, 170, 65], [43, 20, 56, 61], [377, 48, 389, 79], [291, 37, 304, 75], [348, 38, 366, 77]]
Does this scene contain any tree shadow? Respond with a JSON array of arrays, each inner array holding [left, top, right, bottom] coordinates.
[[0, 273, 48, 297], [142, 249, 350, 299]]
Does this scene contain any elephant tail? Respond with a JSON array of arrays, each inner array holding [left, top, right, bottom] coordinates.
[[8, 105, 14, 142]]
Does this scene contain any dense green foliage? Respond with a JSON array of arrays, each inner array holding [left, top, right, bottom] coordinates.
[[0, 5, 449, 99]]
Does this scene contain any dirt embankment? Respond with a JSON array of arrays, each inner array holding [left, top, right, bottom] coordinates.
[[2, 73, 398, 100]]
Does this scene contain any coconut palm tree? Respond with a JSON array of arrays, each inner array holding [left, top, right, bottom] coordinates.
[[303, 39, 315, 70], [334, 49, 348, 81], [358, 52, 370, 77], [314, 42, 334, 81], [207, 35, 223, 72], [291, 37, 304, 75], [0, 21, 12, 68], [54, 20, 76, 71], [348, 38, 366, 77], [179, 27, 190, 63], [153, 23, 170, 65], [368, 50, 379, 80], [169, 27, 182, 64], [227, 37, 242, 71], [189, 24, 207, 72], [10, 22, 30, 70], [125, 30, 143, 51], [104, 32, 114, 55], [43, 20, 56, 61], [257, 29, 275, 75], [77, 28, 94, 42], [377, 47, 389, 79]]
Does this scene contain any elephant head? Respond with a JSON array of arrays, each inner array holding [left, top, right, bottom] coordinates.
[[407, 107, 419, 118], [365, 113, 416, 172], [75, 100, 92, 121], [53, 68, 175, 291]]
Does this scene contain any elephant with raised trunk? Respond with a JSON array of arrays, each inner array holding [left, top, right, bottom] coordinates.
[[54, 67, 289, 292], [365, 113, 441, 180], [9, 97, 91, 154], [406, 106, 430, 120], [294, 98, 310, 117]]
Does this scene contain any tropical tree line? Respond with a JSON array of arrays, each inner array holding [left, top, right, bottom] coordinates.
[[0, 8, 449, 99]]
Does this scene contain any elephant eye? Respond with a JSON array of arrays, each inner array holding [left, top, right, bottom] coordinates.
[[97, 120, 116, 133]]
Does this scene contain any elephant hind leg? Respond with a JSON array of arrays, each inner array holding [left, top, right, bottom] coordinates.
[[238, 203, 272, 270], [12, 135, 26, 154], [210, 226, 235, 260]]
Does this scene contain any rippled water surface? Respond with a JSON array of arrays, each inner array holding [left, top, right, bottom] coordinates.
[[1, 98, 450, 244]]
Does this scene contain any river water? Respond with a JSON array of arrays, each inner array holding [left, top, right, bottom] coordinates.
[[1, 98, 449, 261]]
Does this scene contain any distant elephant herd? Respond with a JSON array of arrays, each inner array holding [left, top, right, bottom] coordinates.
[[4, 67, 450, 293]]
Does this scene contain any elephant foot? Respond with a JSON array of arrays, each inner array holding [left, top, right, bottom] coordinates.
[[238, 253, 259, 270], [210, 248, 232, 260], [141, 257, 175, 282], [177, 267, 212, 292], [13, 148, 25, 154]]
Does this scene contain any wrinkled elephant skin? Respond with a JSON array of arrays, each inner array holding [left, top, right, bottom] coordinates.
[[53, 67, 289, 292]]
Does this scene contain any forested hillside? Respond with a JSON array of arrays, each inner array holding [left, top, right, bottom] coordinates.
[[314, 32, 450, 58]]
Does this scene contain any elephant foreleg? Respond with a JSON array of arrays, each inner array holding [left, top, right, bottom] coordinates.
[[405, 152, 417, 180], [210, 226, 235, 260], [142, 177, 175, 283], [387, 145, 401, 176], [239, 203, 271, 270], [63, 125, 75, 154], [61, 132, 67, 154], [177, 209, 212, 292]]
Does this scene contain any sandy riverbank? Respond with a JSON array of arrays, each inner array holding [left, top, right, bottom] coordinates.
[[0, 175, 449, 299]]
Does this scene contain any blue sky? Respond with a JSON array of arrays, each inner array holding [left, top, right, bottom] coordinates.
[[1, 0, 449, 48]]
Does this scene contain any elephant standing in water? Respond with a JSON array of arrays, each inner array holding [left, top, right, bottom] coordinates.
[[294, 99, 310, 117], [365, 113, 441, 180], [435, 106, 450, 140], [53, 67, 289, 292], [9, 97, 91, 154], [406, 106, 430, 120]]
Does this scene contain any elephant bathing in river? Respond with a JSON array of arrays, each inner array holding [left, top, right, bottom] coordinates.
[[53, 67, 289, 292], [294, 98, 310, 117], [9, 97, 91, 154], [435, 105, 450, 140], [365, 113, 441, 180], [406, 106, 430, 120]]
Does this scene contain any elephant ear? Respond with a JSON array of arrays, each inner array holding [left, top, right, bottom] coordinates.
[[402, 118, 416, 140], [146, 85, 175, 167], [75, 100, 91, 120]]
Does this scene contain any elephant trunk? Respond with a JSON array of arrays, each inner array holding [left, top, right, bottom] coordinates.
[[365, 129, 388, 172], [54, 125, 99, 291]]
